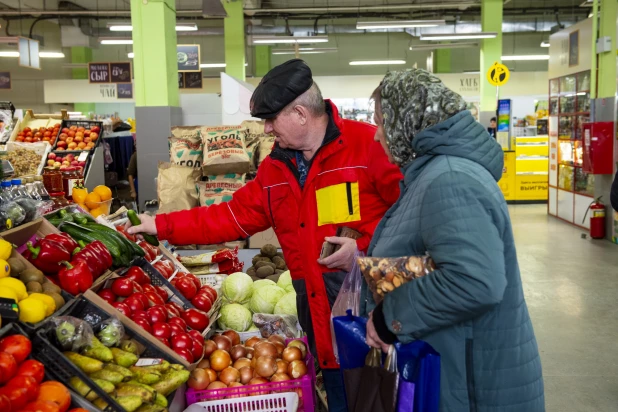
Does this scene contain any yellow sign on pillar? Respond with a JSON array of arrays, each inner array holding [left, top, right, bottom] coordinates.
[[486, 62, 510, 86], [498, 151, 516, 201]]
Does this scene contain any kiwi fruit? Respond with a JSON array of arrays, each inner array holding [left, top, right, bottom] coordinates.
[[7, 258, 25, 275], [20, 269, 44, 284], [42, 282, 61, 295], [255, 261, 276, 270], [256, 266, 275, 279], [26, 281, 43, 293], [260, 244, 278, 258], [45, 292, 65, 310]]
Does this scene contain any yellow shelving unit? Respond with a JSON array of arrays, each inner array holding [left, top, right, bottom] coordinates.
[[498, 135, 549, 202]]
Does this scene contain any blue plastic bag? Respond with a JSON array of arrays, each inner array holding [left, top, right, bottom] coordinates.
[[395, 340, 440, 412], [332, 310, 369, 370]]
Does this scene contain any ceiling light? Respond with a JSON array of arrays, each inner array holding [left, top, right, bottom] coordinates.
[[250, 35, 329, 45], [39, 52, 65, 58], [349, 60, 406, 66], [175, 24, 198, 31], [420, 32, 497, 41], [100, 38, 133, 45], [272, 47, 338, 55], [0, 51, 19, 57], [128, 52, 134, 58], [463, 70, 480, 74], [357, 20, 445, 30], [108, 23, 198, 32], [410, 42, 478, 50], [540, 41, 550, 47], [501, 55, 549, 61], [200, 63, 248, 68]]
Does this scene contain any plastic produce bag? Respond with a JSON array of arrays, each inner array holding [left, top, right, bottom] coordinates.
[[97, 317, 125, 347], [0, 201, 26, 227], [49, 316, 95, 352], [252, 313, 300, 338]]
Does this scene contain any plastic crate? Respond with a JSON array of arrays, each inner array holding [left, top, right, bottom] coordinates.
[[53, 120, 104, 152], [185, 392, 299, 412], [186, 337, 316, 412], [33, 296, 180, 412]]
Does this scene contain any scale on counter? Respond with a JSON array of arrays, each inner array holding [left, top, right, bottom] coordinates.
[[0, 297, 19, 323], [1, 159, 14, 180]]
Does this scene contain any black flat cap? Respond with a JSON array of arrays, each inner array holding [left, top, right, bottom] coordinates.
[[251, 59, 313, 119]]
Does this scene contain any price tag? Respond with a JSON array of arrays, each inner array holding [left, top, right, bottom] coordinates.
[[77, 151, 89, 162], [134, 358, 163, 367]]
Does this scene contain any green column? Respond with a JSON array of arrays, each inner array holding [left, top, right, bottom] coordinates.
[[224, 0, 246, 80], [433, 48, 451, 73], [480, 0, 503, 112], [597, 0, 617, 99], [71, 47, 95, 114], [131, 0, 179, 107], [255, 45, 271, 77]]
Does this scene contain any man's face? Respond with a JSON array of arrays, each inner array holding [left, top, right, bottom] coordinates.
[[264, 108, 305, 150], [490, 120, 497, 128]]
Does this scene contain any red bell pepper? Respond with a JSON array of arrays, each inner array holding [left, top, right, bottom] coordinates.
[[58, 260, 93, 295], [71, 240, 112, 279], [25, 239, 71, 274], [44, 233, 79, 255]]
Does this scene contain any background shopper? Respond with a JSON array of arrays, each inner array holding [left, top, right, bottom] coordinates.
[[127, 60, 403, 412], [363, 69, 545, 412]]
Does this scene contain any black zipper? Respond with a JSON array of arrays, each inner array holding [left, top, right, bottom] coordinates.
[[346, 182, 353, 215], [466, 339, 478, 412], [267, 187, 277, 230]]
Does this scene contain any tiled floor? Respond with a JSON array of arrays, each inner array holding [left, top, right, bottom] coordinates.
[[510, 205, 618, 412]]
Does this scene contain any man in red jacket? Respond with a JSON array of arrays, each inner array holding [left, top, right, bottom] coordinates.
[[128, 59, 402, 411]]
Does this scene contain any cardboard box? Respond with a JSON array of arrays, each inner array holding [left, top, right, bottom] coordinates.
[[248, 227, 280, 249], [0, 218, 60, 248]]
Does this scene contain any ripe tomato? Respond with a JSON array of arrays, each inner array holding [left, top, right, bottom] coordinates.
[[23, 400, 61, 412], [181, 308, 209, 332], [0, 335, 31, 363], [0, 395, 10, 409], [37, 381, 71, 412], [17, 359, 45, 383], [0, 351, 18, 383], [0, 385, 29, 410], [6, 375, 39, 402], [125, 266, 150, 285]]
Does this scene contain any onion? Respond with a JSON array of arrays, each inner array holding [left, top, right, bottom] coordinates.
[[213, 335, 232, 353], [250, 355, 258, 369], [272, 341, 285, 356], [230, 344, 247, 361], [204, 368, 218, 383], [254, 342, 278, 359], [249, 377, 269, 396], [239, 366, 254, 384], [267, 335, 286, 346], [275, 359, 289, 374], [255, 356, 278, 378], [233, 357, 251, 370], [222, 330, 241, 346], [287, 340, 307, 359], [288, 359, 308, 379], [219, 366, 241, 385], [228, 381, 244, 398], [245, 347, 255, 359], [270, 372, 291, 382], [245, 336, 261, 348], [188, 368, 210, 390], [210, 349, 232, 371], [203, 340, 217, 358], [282, 347, 303, 363], [197, 359, 211, 369], [206, 381, 227, 400]]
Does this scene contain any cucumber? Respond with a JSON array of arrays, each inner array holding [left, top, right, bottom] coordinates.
[[60, 224, 125, 266], [127, 210, 159, 247], [72, 213, 88, 225], [83, 223, 145, 258]]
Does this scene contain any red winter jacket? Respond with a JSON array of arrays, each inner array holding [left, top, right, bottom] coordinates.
[[156, 101, 402, 368]]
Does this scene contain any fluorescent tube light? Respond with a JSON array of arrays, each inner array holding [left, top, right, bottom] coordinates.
[[128, 52, 134, 58], [108, 24, 133, 31], [349, 60, 406, 66], [175, 24, 198, 31], [410, 42, 478, 51], [200, 63, 248, 68], [39, 52, 65, 58], [100, 38, 133, 45], [108, 23, 198, 32], [0, 51, 19, 57], [501, 55, 549, 61], [357, 20, 445, 30], [420, 32, 497, 41], [463, 70, 480, 74], [272, 47, 338, 55], [541, 41, 550, 47], [251, 35, 329, 45]]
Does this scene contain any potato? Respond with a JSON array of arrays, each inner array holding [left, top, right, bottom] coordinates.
[[256, 266, 275, 279], [247, 267, 257, 278], [255, 261, 276, 270], [260, 244, 278, 258], [272, 256, 287, 270], [266, 274, 280, 283], [252, 256, 271, 265]]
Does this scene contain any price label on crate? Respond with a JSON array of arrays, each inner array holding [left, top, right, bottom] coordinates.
[[134, 358, 163, 367], [197, 275, 220, 287], [77, 151, 89, 162]]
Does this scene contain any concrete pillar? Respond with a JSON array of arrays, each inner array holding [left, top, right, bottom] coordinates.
[[479, 0, 503, 125], [224, 0, 246, 81], [255, 45, 271, 77], [71, 47, 95, 114]]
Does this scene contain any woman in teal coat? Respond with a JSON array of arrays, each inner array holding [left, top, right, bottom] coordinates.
[[363, 70, 545, 412]]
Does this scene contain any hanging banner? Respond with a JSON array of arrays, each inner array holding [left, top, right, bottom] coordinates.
[[177, 44, 201, 72], [89, 63, 111, 83], [110, 62, 132, 83], [117, 83, 133, 99], [183, 72, 203, 89]]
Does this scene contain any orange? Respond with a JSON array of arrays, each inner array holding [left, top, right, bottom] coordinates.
[[37, 381, 71, 412], [84, 192, 101, 210], [76, 203, 89, 212], [90, 206, 107, 218], [93, 185, 112, 201]]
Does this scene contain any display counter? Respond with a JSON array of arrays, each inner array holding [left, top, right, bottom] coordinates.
[[498, 135, 549, 203]]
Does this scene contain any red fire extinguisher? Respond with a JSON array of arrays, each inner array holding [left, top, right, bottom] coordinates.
[[583, 197, 606, 239]]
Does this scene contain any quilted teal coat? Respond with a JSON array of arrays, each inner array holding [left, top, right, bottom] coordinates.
[[362, 111, 545, 412]]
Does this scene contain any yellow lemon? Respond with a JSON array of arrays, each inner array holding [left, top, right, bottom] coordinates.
[[0, 278, 27, 301], [0, 239, 11, 261], [0, 287, 18, 303], [0, 259, 9, 278], [18, 298, 47, 323], [93, 185, 112, 201], [28, 293, 56, 317]]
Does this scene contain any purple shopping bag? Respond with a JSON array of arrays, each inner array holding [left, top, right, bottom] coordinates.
[[397, 381, 415, 412]]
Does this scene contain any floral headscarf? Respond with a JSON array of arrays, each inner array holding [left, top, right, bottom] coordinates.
[[378, 69, 467, 167]]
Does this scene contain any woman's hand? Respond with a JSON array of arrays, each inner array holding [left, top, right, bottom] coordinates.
[[366, 311, 391, 353], [125, 213, 158, 238]]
